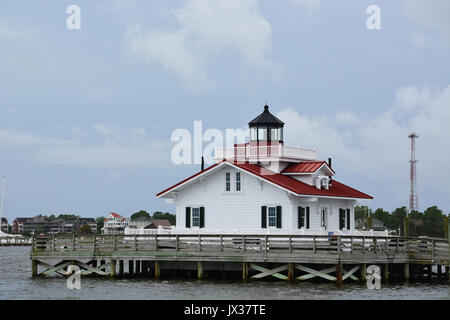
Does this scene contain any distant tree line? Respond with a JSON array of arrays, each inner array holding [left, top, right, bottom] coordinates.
[[355, 205, 449, 238]]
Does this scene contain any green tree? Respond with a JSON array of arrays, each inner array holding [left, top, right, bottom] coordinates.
[[96, 216, 105, 233], [130, 210, 151, 220], [152, 211, 176, 225], [77, 224, 93, 234]]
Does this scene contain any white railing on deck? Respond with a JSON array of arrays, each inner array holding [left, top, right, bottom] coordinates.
[[214, 145, 318, 161]]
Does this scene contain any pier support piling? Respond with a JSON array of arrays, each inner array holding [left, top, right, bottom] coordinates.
[[110, 260, 116, 277], [242, 262, 248, 281], [31, 260, 38, 277], [384, 264, 389, 282], [404, 263, 410, 281], [155, 261, 160, 279], [360, 263, 367, 282], [288, 263, 295, 283], [119, 260, 124, 276], [128, 260, 134, 274], [336, 262, 343, 284], [197, 261, 203, 280]]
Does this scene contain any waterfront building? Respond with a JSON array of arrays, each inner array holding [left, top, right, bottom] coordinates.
[[158, 105, 377, 235], [1, 217, 8, 232], [13, 216, 96, 234], [102, 212, 128, 234], [125, 218, 172, 235]]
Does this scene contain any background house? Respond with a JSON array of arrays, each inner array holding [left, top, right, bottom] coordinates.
[[102, 212, 128, 234]]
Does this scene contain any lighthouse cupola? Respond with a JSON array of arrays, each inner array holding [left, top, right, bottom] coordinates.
[[248, 105, 284, 145]]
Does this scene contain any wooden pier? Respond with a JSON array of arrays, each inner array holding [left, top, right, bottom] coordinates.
[[0, 236, 31, 246], [30, 234, 450, 283]]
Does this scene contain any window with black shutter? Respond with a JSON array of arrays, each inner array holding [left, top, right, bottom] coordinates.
[[200, 207, 205, 228], [185, 207, 191, 228], [276, 206, 282, 229], [339, 208, 345, 230], [261, 206, 267, 229], [346, 208, 351, 230], [298, 206, 310, 229]]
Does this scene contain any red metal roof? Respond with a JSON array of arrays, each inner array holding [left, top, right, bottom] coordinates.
[[282, 161, 335, 174], [233, 162, 372, 199], [110, 212, 122, 218], [157, 160, 372, 200]]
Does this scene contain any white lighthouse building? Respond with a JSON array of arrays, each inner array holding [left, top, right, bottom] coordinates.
[[157, 105, 375, 235]]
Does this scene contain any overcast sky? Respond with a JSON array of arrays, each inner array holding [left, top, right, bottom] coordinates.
[[1, 0, 450, 220]]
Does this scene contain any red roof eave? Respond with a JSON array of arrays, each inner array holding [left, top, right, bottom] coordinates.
[[157, 160, 372, 200]]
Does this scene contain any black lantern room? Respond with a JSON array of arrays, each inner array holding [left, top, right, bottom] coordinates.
[[249, 105, 284, 143]]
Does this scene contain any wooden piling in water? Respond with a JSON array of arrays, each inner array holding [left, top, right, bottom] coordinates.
[[128, 260, 134, 274], [31, 260, 38, 277], [197, 261, 203, 280], [119, 260, 124, 276], [360, 263, 367, 282], [288, 263, 295, 283], [336, 262, 343, 284], [155, 261, 160, 279], [136, 260, 141, 274], [110, 260, 116, 277], [384, 263, 389, 282], [242, 262, 248, 281], [404, 263, 410, 281]]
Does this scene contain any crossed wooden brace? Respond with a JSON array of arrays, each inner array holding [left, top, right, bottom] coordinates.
[[249, 263, 361, 281], [35, 260, 109, 277]]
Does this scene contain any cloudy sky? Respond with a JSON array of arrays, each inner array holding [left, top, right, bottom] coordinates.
[[1, 0, 449, 220]]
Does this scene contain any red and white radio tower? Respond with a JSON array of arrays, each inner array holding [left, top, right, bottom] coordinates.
[[408, 133, 418, 212]]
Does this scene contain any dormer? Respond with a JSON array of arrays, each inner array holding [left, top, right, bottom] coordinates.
[[281, 161, 335, 188]]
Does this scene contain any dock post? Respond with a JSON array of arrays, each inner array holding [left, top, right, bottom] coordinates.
[[336, 262, 343, 284], [427, 265, 432, 281], [242, 262, 248, 281], [31, 260, 38, 277], [288, 263, 295, 283], [360, 263, 367, 282], [197, 261, 203, 280], [128, 260, 134, 275], [136, 260, 141, 274], [110, 260, 116, 277], [119, 260, 124, 276], [92, 260, 97, 268], [404, 263, 410, 281], [383, 263, 389, 282], [155, 261, 160, 279]]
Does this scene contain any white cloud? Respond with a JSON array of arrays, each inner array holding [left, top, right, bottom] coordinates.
[[404, 0, 450, 44], [277, 84, 450, 205], [124, 0, 279, 92], [288, 0, 320, 10], [0, 125, 172, 169]]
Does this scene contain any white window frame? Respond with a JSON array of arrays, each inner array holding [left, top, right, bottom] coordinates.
[[225, 172, 231, 192], [320, 207, 328, 230], [191, 207, 201, 228], [235, 171, 241, 192], [267, 206, 277, 228]]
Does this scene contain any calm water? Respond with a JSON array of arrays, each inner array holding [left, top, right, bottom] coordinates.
[[0, 246, 448, 300]]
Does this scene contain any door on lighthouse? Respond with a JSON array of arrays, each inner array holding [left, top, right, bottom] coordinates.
[[321, 208, 328, 230]]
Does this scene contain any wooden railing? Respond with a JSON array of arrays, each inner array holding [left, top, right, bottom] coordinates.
[[0, 237, 31, 245], [30, 234, 449, 263]]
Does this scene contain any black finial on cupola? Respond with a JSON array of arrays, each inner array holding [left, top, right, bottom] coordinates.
[[248, 104, 284, 127]]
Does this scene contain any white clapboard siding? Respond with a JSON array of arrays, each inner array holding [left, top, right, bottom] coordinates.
[[174, 164, 358, 233]]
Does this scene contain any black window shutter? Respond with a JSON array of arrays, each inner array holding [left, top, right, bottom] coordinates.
[[298, 207, 304, 229], [261, 206, 267, 229], [200, 207, 205, 228], [276, 206, 282, 229], [339, 209, 345, 230], [185, 207, 191, 228], [346, 209, 351, 230], [306, 207, 310, 229]]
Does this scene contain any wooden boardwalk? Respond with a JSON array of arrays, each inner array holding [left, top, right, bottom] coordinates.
[[30, 234, 450, 283]]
